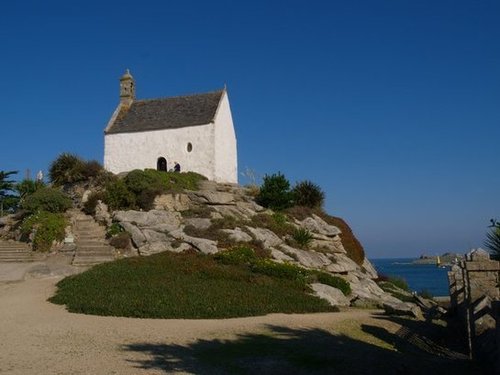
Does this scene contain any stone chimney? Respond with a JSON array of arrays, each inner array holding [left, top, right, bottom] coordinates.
[[119, 69, 135, 106]]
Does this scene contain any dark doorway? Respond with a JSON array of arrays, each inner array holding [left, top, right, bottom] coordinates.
[[157, 157, 167, 172]]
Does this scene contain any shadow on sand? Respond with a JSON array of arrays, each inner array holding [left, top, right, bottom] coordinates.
[[122, 315, 486, 375]]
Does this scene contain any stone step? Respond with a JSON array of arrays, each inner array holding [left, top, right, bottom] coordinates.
[[76, 235, 107, 241], [0, 257, 34, 263], [0, 250, 33, 255], [0, 250, 34, 262], [0, 241, 33, 263], [75, 227, 106, 233], [72, 256, 115, 266], [76, 239, 109, 246], [77, 245, 113, 250], [75, 251, 114, 257], [77, 246, 113, 252], [70, 210, 116, 267], [76, 229, 106, 234], [0, 243, 31, 250], [0, 254, 33, 259]]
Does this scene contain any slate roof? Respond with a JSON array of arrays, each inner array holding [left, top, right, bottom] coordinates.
[[106, 89, 224, 134]]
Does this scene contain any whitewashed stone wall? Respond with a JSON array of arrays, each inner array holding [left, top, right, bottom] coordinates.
[[104, 90, 238, 183], [213, 91, 237, 183]]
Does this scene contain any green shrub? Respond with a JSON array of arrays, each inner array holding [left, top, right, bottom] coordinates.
[[292, 228, 314, 249], [256, 172, 294, 211], [109, 232, 131, 249], [16, 179, 45, 199], [82, 191, 105, 215], [251, 260, 309, 282], [22, 187, 72, 213], [377, 281, 414, 303], [104, 180, 136, 210], [164, 171, 207, 191], [21, 212, 66, 252], [384, 275, 410, 292], [93, 170, 118, 189], [214, 246, 259, 265], [124, 169, 206, 196], [249, 213, 295, 237], [292, 180, 325, 209], [272, 212, 287, 225], [310, 271, 351, 296], [106, 223, 123, 238], [124, 169, 167, 195], [49, 153, 86, 185], [121, 169, 206, 210]]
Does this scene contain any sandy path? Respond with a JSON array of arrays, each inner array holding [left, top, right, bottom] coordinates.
[[0, 277, 385, 375]]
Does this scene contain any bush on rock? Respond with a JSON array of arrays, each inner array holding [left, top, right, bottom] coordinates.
[[292, 180, 325, 209], [256, 172, 294, 211], [21, 211, 66, 252], [22, 187, 72, 213]]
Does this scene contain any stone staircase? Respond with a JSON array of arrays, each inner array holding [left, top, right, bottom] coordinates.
[[71, 211, 116, 267], [0, 240, 34, 262]]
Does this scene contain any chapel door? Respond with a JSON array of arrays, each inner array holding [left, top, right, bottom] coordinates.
[[157, 157, 167, 172]]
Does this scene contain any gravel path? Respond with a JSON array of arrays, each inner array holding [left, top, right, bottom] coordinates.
[[0, 274, 482, 374], [0, 277, 383, 375]]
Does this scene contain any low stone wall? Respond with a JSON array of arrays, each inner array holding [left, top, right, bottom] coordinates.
[[447, 248, 500, 368]]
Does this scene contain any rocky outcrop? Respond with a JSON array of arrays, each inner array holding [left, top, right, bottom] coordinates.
[[104, 180, 411, 314], [311, 283, 350, 307], [245, 227, 282, 248], [278, 245, 331, 269], [383, 301, 423, 320], [299, 214, 341, 237], [153, 193, 191, 211], [221, 227, 252, 243]]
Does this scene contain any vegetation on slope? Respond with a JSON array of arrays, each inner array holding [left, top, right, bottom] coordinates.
[[285, 206, 366, 265], [102, 169, 206, 211], [49, 248, 349, 319], [254, 172, 365, 264]]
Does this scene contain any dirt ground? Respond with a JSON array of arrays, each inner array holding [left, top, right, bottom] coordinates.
[[0, 275, 486, 375]]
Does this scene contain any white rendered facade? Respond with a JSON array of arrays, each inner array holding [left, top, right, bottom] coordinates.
[[103, 73, 237, 183]]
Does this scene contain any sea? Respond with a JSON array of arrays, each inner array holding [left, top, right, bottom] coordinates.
[[370, 258, 450, 297]]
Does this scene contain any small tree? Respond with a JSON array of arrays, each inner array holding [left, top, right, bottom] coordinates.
[[0, 170, 19, 215], [485, 219, 500, 260], [256, 172, 294, 210], [16, 179, 45, 200]]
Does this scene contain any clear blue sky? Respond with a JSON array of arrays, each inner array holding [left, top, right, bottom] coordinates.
[[1, 1, 498, 258]]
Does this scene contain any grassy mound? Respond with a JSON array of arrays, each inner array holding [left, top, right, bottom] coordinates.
[[49, 251, 337, 319]]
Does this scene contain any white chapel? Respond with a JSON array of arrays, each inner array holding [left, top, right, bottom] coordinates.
[[104, 70, 238, 183]]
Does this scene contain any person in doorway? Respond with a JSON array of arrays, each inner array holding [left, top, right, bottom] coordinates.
[[174, 162, 181, 172]]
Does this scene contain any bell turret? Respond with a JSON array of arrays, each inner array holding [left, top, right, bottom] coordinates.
[[119, 69, 135, 106]]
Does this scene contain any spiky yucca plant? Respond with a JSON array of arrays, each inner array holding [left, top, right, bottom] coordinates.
[[485, 219, 500, 260], [292, 180, 325, 209]]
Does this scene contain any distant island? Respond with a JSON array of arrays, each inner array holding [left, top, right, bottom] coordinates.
[[412, 253, 464, 266]]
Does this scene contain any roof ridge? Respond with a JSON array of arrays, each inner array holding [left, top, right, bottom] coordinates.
[[134, 88, 224, 103]]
